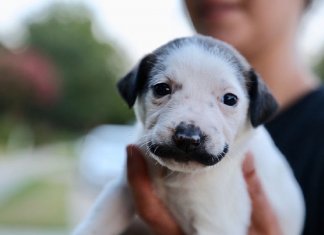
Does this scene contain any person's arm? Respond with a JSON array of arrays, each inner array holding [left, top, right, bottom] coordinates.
[[127, 145, 282, 235]]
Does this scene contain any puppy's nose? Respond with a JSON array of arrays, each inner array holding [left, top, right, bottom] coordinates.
[[173, 122, 203, 153]]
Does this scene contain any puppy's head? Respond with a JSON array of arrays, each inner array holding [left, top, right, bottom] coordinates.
[[118, 36, 278, 172]]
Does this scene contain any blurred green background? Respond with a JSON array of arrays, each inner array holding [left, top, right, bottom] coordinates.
[[0, 3, 134, 235], [0, 1, 324, 235], [0, 3, 134, 147]]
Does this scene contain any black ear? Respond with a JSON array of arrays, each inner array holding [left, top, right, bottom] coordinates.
[[117, 54, 156, 108], [246, 69, 279, 127]]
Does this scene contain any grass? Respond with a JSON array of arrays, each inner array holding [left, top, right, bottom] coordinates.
[[0, 178, 68, 228]]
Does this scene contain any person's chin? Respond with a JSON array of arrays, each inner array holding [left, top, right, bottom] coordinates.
[[199, 27, 239, 45]]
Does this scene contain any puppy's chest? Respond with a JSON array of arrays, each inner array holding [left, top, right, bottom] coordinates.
[[152, 168, 251, 235]]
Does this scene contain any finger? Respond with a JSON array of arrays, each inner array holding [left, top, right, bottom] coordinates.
[[242, 153, 264, 196], [127, 145, 184, 235], [127, 145, 154, 199], [127, 145, 160, 222], [242, 153, 282, 235]]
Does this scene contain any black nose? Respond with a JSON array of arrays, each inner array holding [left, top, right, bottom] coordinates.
[[173, 122, 204, 153]]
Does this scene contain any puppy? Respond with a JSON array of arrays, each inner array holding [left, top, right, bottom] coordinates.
[[73, 35, 304, 235]]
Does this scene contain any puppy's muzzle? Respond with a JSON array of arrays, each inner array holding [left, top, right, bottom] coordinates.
[[173, 122, 203, 153], [148, 122, 229, 166]]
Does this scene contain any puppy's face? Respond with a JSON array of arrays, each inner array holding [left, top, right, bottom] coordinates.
[[118, 36, 277, 172]]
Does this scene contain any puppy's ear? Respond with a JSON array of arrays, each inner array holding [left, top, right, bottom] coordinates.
[[246, 69, 279, 127], [117, 54, 156, 108]]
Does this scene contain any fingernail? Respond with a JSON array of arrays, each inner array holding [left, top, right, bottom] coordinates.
[[127, 145, 136, 164], [126, 145, 142, 169], [242, 153, 255, 176], [126, 145, 134, 157]]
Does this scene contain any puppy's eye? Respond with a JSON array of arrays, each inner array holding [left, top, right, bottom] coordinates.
[[222, 93, 238, 106], [152, 83, 171, 97]]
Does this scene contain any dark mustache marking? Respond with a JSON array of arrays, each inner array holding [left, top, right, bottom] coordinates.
[[148, 142, 229, 166]]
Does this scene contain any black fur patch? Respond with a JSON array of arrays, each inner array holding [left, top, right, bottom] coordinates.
[[246, 69, 279, 127], [148, 142, 229, 166], [117, 54, 157, 108]]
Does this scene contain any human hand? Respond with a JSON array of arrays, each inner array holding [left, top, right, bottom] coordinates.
[[242, 153, 283, 235], [126, 145, 185, 235], [127, 145, 282, 235]]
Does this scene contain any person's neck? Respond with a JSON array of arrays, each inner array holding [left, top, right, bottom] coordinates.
[[247, 39, 320, 110]]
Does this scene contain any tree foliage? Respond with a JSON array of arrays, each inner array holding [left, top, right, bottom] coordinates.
[[25, 3, 133, 130]]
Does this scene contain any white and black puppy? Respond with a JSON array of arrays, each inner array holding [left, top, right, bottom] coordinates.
[[73, 35, 304, 235]]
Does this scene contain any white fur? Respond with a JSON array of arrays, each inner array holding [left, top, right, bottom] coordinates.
[[73, 37, 304, 235]]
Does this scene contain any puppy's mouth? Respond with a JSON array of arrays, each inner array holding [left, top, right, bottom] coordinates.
[[148, 142, 229, 166]]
